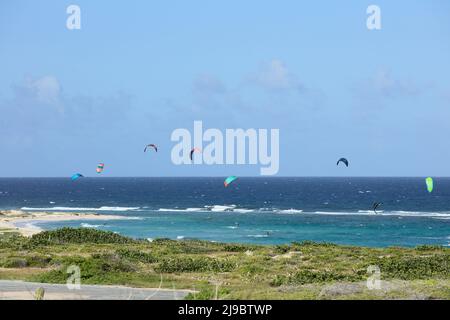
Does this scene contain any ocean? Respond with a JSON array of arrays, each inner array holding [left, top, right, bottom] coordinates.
[[1, 177, 449, 247]]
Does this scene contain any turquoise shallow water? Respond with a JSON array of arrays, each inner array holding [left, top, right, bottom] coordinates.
[[2, 177, 450, 247]]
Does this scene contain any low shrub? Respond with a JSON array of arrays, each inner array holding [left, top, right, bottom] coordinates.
[[375, 255, 450, 280], [0, 233, 29, 250], [155, 256, 236, 273], [29, 228, 137, 246], [222, 244, 253, 252], [415, 244, 444, 251], [0, 257, 28, 268], [292, 240, 338, 247], [271, 270, 362, 286], [33, 253, 136, 283], [116, 248, 158, 264], [26, 255, 52, 267]]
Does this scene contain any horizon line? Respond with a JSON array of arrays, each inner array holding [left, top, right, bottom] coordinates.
[[0, 176, 447, 179]]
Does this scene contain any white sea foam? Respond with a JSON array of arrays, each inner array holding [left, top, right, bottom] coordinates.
[[276, 209, 303, 214], [358, 210, 384, 214], [313, 211, 358, 215], [158, 208, 205, 212], [387, 211, 450, 217], [158, 205, 243, 213], [309, 210, 450, 217], [207, 205, 236, 212], [21, 206, 141, 212], [234, 209, 255, 213], [80, 223, 101, 228], [52, 204, 450, 219]]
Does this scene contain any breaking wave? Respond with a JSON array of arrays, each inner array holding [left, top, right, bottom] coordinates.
[[21, 206, 141, 212]]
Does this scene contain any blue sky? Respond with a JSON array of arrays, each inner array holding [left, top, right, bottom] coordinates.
[[0, 0, 449, 177]]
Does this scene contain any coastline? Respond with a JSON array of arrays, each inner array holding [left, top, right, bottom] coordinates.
[[1, 178, 449, 247], [0, 210, 127, 237]]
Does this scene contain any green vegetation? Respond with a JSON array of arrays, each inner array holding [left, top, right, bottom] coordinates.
[[155, 256, 236, 273], [0, 228, 449, 299], [29, 227, 137, 245], [34, 287, 45, 300]]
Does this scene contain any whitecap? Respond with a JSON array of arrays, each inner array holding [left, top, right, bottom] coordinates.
[[234, 209, 254, 213], [206, 205, 236, 212], [158, 208, 205, 212], [309, 210, 450, 218], [277, 209, 303, 214], [80, 223, 101, 228], [21, 206, 140, 212]]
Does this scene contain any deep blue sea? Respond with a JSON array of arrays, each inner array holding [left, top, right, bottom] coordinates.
[[1, 177, 449, 247]]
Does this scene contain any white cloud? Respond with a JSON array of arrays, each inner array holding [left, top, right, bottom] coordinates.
[[0, 75, 133, 145], [251, 59, 304, 91], [190, 73, 228, 114], [362, 69, 422, 98], [31, 75, 61, 104], [192, 73, 226, 94], [18, 75, 64, 112]]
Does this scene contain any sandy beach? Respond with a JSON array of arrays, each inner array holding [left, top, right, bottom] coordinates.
[[0, 210, 127, 237]]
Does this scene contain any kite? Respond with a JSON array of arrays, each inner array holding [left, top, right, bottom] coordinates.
[[426, 177, 433, 193], [144, 144, 158, 153], [372, 202, 382, 214], [96, 163, 104, 174], [337, 158, 349, 167], [224, 176, 238, 187], [190, 147, 201, 161], [71, 173, 84, 181]]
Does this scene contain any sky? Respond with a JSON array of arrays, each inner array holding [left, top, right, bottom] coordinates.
[[0, 0, 450, 177]]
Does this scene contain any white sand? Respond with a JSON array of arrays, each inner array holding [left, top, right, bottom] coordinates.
[[0, 210, 127, 237]]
